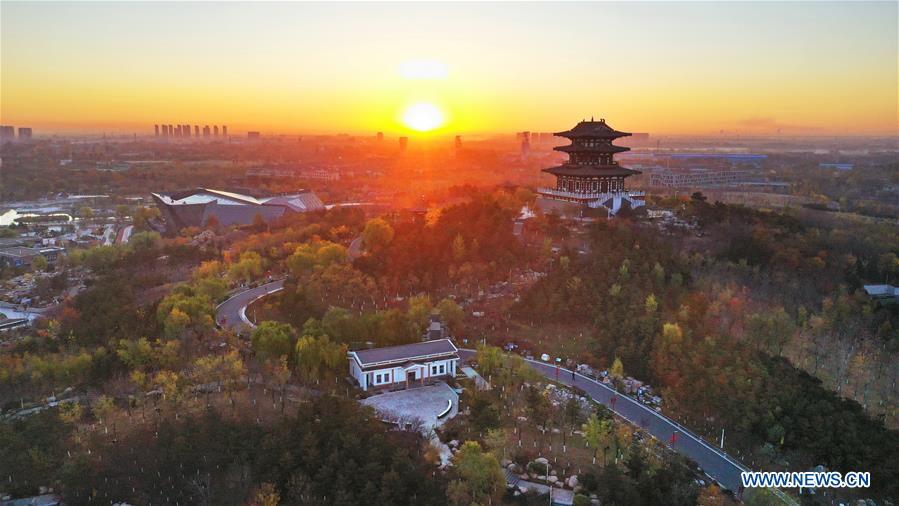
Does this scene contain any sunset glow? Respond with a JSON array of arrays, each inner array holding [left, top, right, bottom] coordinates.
[[0, 2, 896, 135], [401, 102, 445, 132]]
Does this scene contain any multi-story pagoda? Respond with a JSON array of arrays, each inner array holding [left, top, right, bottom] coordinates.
[[538, 117, 645, 215]]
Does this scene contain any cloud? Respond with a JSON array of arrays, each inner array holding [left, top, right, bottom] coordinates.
[[398, 60, 449, 80]]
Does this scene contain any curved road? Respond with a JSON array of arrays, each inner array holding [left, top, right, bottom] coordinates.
[[458, 350, 752, 495], [215, 279, 284, 333], [215, 283, 791, 502]]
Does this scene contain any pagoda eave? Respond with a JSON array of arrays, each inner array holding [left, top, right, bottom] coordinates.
[[542, 165, 641, 177], [553, 144, 630, 154]]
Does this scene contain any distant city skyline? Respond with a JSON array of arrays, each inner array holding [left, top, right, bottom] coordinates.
[[1, 2, 896, 136]]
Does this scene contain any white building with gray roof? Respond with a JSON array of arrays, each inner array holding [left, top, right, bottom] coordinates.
[[348, 338, 459, 391]]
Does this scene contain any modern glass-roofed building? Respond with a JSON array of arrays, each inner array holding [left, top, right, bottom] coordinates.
[[152, 187, 324, 233]]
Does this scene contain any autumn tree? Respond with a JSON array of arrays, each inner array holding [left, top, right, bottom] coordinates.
[[295, 335, 347, 382], [362, 217, 394, 252], [446, 441, 505, 506], [436, 297, 465, 333], [583, 413, 615, 465], [252, 321, 296, 363], [31, 254, 49, 272]]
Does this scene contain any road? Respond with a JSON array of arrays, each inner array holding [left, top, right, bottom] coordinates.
[[458, 349, 751, 495], [215, 279, 284, 333]]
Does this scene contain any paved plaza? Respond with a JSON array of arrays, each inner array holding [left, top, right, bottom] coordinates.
[[361, 382, 458, 430]]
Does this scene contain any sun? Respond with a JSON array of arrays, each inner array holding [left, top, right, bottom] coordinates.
[[401, 102, 445, 132]]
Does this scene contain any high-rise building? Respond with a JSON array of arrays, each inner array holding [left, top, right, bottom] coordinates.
[[182, 124, 191, 138], [247, 131, 261, 140], [399, 136, 408, 150], [520, 131, 530, 158], [222, 125, 228, 137], [17, 127, 32, 140], [162, 125, 169, 137], [454, 135, 463, 149], [213, 125, 219, 136], [203, 125, 211, 137], [155, 125, 160, 137], [537, 117, 645, 215], [376, 131, 384, 142], [1, 125, 15, 141], [168, 125, 173, 137], [194, 125, 200, 137]]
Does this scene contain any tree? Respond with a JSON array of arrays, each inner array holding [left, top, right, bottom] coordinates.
[[59, 402, 83, 425], [154, 370, 187, 409], [192, 351, 246, 408], [321, 306, 355, 343], [698, 483, 726, 506], [163, 307, 192, 340], [267, 355, 292, 413], [468, 389, 501, 432], [129, 231, 161, 252], [610, 357, 625, 379], [436, 298, 464, 332], [132, 206, 160, 231], [746, 308, 795, 355], [525, 385, 552, 432], [583, 413, 614, 464], [483, 427, 507, 455], [252, 321, 296, 362], [447, 441, 505, 506], [406, 295, 433, 335], [229, 251, 264, 283], [92, 395, 115, 425], [645, 294, 658, 314], [248, 483, 280, 506], [362, 218, 394, 252], [295, 335, 346, 381], [78, 206, 94, 221], [31, 254, 48, 272], [452, 234, 467, 262], [573, 494, 592, 506], [194, 276, 228, 302], [563, 395, 583, 436], [476, 344, 503, 379]]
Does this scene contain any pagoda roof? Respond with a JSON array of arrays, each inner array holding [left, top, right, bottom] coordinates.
[[553, 144, 630, 155], [555, 119, 631, 139], [542, 165, 641, 177]]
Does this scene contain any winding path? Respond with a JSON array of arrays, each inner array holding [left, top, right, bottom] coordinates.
[[214, 283, 793, 503], [215, 279, 284, 333]]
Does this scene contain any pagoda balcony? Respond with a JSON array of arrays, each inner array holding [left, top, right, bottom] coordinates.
[[537, 188, 646, 200]]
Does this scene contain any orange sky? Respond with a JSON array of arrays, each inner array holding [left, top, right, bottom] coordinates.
[[1, 2, 897, 136]]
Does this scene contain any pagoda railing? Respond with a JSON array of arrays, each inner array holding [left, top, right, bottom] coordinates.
[[537, 188, 645, 200]]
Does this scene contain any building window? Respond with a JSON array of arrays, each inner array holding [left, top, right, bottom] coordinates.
[[439, 364, 445, 375]]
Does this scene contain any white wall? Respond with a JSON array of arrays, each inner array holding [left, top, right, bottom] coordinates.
[[352, 357, 459, 390]]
